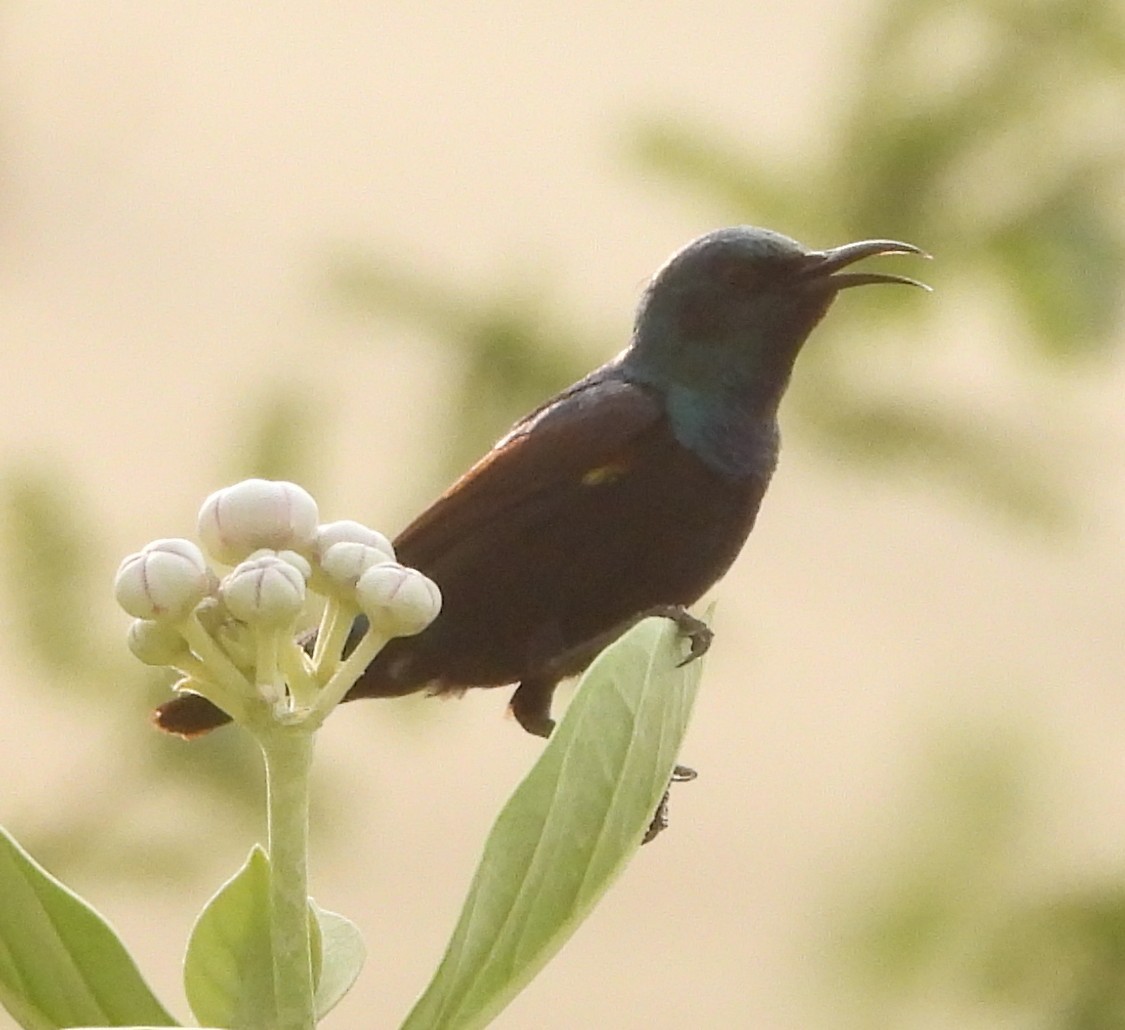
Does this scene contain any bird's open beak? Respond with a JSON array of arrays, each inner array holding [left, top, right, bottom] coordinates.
[[800, 239, 931, 292]]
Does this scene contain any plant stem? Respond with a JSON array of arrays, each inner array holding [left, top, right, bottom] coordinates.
[[306, 626, 389, 728], [178, 611, 253, 722], [311, 598, 356, 684], [259, 726, 316, 1030]]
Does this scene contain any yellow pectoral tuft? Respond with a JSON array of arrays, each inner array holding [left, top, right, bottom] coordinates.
[[581, 461, 629, 487]]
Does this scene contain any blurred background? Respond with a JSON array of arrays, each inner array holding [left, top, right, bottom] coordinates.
[[1, 2, 1124, 1027]]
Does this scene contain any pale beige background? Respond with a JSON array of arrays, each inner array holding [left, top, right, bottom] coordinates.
[[1, 4, 1123, 1029]]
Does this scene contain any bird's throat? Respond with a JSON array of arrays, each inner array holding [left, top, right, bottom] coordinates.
[[662, 384, 781, 480]]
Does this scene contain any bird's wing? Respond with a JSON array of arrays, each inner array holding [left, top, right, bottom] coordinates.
[[394, 374, 662, 568]]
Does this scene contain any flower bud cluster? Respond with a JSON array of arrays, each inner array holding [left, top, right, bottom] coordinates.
[[114, 479, 441, 730]]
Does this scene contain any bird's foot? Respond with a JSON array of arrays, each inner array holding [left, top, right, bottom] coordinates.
[[643, 790, 672, 844], [641, 605, 713, 667], [509, 676, 558, 739], [642, 764, 698, 844]]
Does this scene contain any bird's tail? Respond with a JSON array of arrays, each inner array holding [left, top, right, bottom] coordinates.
[[153, 692, 233, 736]]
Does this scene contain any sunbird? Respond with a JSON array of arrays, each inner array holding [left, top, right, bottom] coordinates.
[[157, 227, 927, 745]]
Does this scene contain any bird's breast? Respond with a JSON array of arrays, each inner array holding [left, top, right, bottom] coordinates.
[[575, 420, 770, 608]]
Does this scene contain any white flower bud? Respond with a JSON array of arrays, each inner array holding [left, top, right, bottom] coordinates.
[[247, 547, 312, 581], [355, 562, 441, 637], [314, 520, 395, 562], [127, 619, 191, 666], [114, 538, 211, 620], [320, 541, 393, 595], [221, 554, 307, 626], [198, 479, 319, 566]]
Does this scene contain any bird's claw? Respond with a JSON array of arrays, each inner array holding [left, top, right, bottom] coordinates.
[[676, 623, 713, 667], [643, 790, 672, 844], [639, 605, 713, 666], [642, 764, 698, 843]]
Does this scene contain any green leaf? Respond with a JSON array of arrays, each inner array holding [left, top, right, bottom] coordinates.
[[183, 846, 279, 1030], [0, 825, 178, 1029], [310, 902, 366, 1020], [401, 614, 704, 1030], [184, 846, 361, 1028]]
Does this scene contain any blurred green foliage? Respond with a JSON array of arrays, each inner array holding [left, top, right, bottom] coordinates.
[[222, 384, 326, 488], [330, 261, 583, 476], [1, 470, 105, 681], [836, 731, 1125, 1029]]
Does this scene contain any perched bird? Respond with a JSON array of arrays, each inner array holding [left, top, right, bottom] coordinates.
[[156, 226, 927, 741]]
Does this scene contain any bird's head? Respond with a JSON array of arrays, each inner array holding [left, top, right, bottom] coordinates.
[[625, 226, 928, 416]]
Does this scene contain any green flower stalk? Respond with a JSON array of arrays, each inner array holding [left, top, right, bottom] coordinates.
[[113, 478, 442, 1029]]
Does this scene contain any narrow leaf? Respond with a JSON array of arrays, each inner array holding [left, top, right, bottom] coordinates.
[[401, 614, 704, 1030], [0, 825, 177, 1029]]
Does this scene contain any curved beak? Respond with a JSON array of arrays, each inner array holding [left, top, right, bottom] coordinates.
[[800, 239, 931, 292]]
